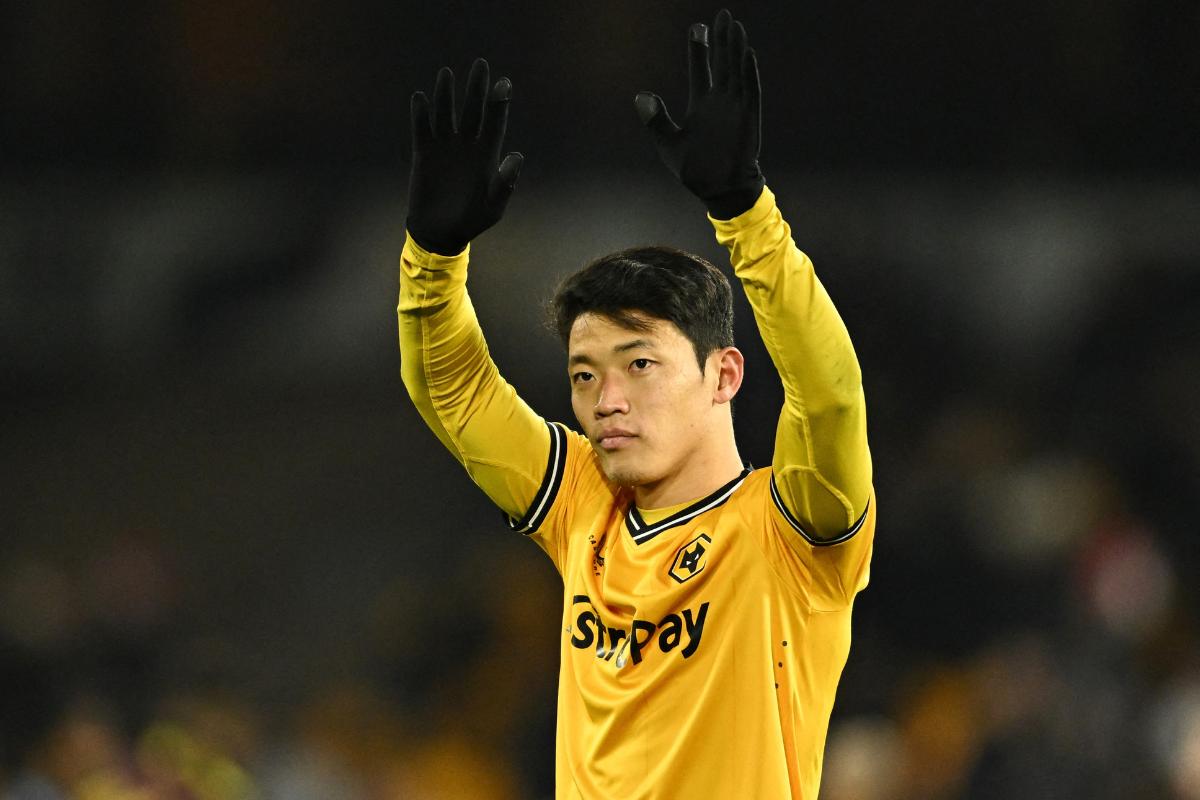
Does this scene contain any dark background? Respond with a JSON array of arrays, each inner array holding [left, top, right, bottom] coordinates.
[[2, 2, 1198, 798]]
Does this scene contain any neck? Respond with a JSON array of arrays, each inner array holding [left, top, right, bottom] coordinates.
[[633, 434, 744, 509]]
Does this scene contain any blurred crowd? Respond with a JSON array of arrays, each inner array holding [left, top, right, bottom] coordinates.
[[0, 535, 561, 800], [817, 251, 1200, 799]]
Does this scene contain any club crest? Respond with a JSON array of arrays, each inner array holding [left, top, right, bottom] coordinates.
[[668, 533, 712, 584]]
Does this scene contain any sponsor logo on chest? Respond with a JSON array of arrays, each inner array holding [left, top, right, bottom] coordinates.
[[567, 595, 709, 669]]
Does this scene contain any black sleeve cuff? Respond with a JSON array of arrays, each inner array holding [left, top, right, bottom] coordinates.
[[505, 422, 567, 534], [770, 473, 870, 546]]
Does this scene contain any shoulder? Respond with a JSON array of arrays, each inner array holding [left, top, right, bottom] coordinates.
[[512, 422, 619, 535], [729, 465, 774, 506]]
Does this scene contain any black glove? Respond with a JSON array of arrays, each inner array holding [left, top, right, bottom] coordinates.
[[407, 59, 524, 256], [635, 9, 764, 219]]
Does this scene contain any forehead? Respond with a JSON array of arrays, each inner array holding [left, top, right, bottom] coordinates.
[[567, 312, 688, 353]]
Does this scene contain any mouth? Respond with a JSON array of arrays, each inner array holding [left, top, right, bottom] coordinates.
[[596, 432, 637, 451]]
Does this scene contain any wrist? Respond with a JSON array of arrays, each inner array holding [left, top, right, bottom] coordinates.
[[404, 229, 470, 264], [703, 178, 765, 220], [405, 220, 468, 257]]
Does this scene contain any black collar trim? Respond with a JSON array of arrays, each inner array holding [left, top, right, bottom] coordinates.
[[625, 467, 752, 544]]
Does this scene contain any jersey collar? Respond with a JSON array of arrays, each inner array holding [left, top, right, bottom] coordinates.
[[625, 466, 752, 545]]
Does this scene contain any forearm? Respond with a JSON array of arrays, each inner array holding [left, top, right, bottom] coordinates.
[[398, 234, 550, 518], [712, 187, 872, 536]]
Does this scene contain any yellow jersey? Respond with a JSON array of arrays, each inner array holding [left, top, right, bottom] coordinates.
[[398, 187, 874, 799], [512, 421, 873, 798]]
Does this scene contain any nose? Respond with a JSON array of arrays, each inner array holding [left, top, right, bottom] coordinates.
[[594, 377, 630, 417]]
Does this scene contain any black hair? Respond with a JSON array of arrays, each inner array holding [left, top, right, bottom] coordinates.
[[549, 246, 735, 371]]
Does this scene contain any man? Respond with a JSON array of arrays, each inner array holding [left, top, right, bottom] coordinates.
[[398, 10, 874, 798]]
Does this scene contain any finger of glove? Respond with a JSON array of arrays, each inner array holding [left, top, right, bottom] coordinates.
[[432, 66, 456, 138], [711, 9, 732, 92], [410, 91, 433, 153], [496, 152, 524, 191], [635, 92, 682, 142], [729, 21, 748, 99], [488, 152, 524, 210], [687, 23, 711, 110], [459, 58, 490, 140], [743, 47, 762, 146], [635, 93, 684, 177], [481, 78, 513, 165]]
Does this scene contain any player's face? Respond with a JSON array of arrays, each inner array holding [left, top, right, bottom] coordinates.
[[567, 312, 732, 492]]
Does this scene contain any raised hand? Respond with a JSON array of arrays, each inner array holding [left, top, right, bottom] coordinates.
[[635, 9, 764, 219], [408, 58, 524, 255]]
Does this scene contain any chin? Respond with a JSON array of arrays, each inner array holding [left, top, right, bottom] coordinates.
[[605, 468, 646, 487], [600, 458, 655, 488]]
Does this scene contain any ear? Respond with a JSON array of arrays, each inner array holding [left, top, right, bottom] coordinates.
[[710, 347, 744, 405]]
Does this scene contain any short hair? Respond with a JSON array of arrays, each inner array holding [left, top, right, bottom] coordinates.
[[549, 246, 735, 371]]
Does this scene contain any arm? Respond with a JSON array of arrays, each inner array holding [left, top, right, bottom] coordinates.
[[637, 11, 871, 539], [713, 189, 871, 539], [399, 59, 550, 520]]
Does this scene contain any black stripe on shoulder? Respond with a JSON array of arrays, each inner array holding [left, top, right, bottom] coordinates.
[[769, 474, 869, 547], [506, 422, 568, 535]]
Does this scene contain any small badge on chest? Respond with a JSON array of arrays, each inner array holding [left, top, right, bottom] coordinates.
[[668, 533, 712, 584]]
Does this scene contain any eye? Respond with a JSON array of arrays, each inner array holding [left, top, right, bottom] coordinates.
[[630, 358, 653, 371], [571, 371, 594, 384]]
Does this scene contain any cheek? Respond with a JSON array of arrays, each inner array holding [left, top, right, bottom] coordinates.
[[646, 380, 705, 435], [570, 390, 588, 422]]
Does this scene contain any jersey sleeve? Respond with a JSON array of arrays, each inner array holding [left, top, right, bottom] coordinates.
[[711, 187, 873, 558], [766, 483, 876, 611], [513, 423, 616, 575], [397, 233, 553, 522]]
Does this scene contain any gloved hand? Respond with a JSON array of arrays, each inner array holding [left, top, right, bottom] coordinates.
[[407, 58, 524, 256], [635, 9, 764, 220]]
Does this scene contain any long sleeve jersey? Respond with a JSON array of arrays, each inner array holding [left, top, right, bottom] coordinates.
[[398, 186, 874, 799]]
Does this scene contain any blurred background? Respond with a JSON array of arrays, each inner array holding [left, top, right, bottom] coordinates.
[[2, 1, 1198, 797]]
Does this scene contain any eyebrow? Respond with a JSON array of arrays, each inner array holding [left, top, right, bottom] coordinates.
[[568, 338, 656, 367]]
